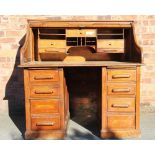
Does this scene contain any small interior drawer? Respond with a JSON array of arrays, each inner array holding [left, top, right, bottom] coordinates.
[[107, 83, 136, 95], [39, 40, 66, 48], [30, 85, 60, 98], [31, 116, 61, 130], [66, 29, 96, 37], [29, 70, 59, 82], [97, 39, 124, 48], [108, 97, 135, 112], [107, 69, 136, 82], [107, 115, 135, 129], [30, 99, 60, 114]]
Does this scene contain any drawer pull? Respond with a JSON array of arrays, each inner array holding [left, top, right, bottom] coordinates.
[[34, 76, 53, 80], [35, 90, 54, 94], [112, 74, 130, 79], [112, 88, 130, 93], [112, 104, 129, 108], [36, 122, 55, 126]]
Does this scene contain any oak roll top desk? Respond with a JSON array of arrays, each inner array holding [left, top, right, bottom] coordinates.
[[19, 20, 142, 139]]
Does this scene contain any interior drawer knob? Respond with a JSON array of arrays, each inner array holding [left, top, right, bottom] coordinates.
[[112, 74, 130, 79], [36, 122, 55, 126], [112, 88, 130, 93]]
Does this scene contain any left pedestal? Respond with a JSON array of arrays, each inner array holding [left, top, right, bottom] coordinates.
[[24, 68, 69, 139]]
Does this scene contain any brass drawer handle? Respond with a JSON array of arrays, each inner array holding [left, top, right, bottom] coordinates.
[[112, 104, 129, 108], [34, 76, 53, 80], [112, 88, 130, 93], [112, 74, 130, 79], [35, 90, 54, 94], [36, 122, 55, 126]]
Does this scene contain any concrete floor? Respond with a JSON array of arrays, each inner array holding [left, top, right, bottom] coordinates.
[[0, 112, 155, 140]]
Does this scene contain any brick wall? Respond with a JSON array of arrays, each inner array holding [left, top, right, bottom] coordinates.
[[0, 15, 155, 114]]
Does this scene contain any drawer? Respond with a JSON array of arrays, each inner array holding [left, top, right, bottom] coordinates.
[[107, 115, 135, 129], [97, 39, 124, 53], [39, 48, 66, 53], [39, 40, 66, 48], [29, 70, 59, 82], [81, 29, 96, 37], [108, 69, 136, 82], [107, 83, 136, 95], [31, 116, 61, 130], [30, 99, 60, 114], [108, 97, 135, 112], [66, 29, 96, 37], [30, 85, 60, 98]]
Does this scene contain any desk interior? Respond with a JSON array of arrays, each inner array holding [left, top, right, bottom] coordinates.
[[64, 67, 101, 135]]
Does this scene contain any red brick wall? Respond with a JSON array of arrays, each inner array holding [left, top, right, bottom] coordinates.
[[0, 15, 155, 114]]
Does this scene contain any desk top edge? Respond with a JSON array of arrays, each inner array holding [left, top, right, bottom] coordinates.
[[18, 61, 143, 68]]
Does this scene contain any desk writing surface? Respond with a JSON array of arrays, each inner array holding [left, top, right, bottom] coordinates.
[[19, 61, 142, 68]]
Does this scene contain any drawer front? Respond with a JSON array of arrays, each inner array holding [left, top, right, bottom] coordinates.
[[30, 85, 60, 98], [39, 48, 66, 53], [107, 84, 136, 95], [66, 29, 79, 37], [30, 99, 60, 114], [29, 70, 59, 82], [107, 115, 135, 129], [108, 97, 135, 112], [39, 40, 66, 48], [66, 29, 96, 37], [31, 116, 60, 130], [108, 69, 136, 82], [97, 39, 124, 49], [81, 29, 96, 37]]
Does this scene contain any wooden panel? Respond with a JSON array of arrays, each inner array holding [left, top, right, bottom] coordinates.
[[28, 20, 132, 28], [39, 40, 66, 48], [30, 85, 60, 98], [97, 48, 124, 53], [39, 48, 66, 53], [108, 83, 136, 95], [31, 116, 60, 130], [101, 67, 108, 131], [108, 97, 135, 112], [29, 70, 59, 82], [107, 69, 136, 82], [97, 39, 124, 48], [107, 115, 135, 129], [30, 99, 60, 114], [136, 66, 140, 130]]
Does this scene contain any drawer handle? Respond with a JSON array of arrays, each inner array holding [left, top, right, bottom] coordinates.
[[112, 104, 129, 108], [36, 122, 55, 126], [51, 43, 54, 45], [35, 90, 54, 94], [112, 74, 130, 79], [34, 76, 53, 80], [112, 88, 130, 93], [108, 43, 111, 46]]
